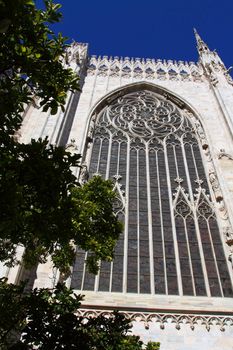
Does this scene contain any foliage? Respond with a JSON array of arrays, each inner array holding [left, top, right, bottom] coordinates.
[[0, 0, 78, 138], [0, 279, 160, 350], [0, 0, 122, 273], [0, 136, 122, 272]]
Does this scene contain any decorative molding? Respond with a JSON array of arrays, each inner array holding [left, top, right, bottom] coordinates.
[[77, 309, 233, 332]]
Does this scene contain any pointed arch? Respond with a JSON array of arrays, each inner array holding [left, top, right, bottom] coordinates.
[[73, 82, 233, 298]]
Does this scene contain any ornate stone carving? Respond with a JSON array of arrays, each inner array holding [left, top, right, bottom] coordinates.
[[224, 71, 233, 85], [217, 200, 228, 220], [87, 120, 96, 142], [77, 309, 233, 332], [208, 167, 223, 202], [65, 42, 88, 66], [86, 55, 204, 83], [173, 178, 191, 217], [209, 72, 219, 86], [79, 164, 89, 184], [218, 149, 233, 160], [223, 226, 233, 246], [65, 138, 78, 153], [112, 174, 125, 215], [194, 121, 208, 150], [104, 91, 183, 141], [228, 247, 233, 266]]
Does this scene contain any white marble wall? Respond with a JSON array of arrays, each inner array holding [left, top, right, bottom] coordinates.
[[5, 44, 233, 349]]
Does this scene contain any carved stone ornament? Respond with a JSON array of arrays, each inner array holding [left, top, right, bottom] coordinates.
[[210, 73, 219, 86], [173, 178, 191, 217], [86, 55, 204, 83], [87, 120, 95, 143], [77, 309, 233, 332], [194, 121, 208, 150], [112, 174, 125, 214], [104, 91, 184, 141], [228, 247, 233, 266], [218, 149, 233, 160], [208, 167, 223, 202], [65, 139, 78, 153], [79, 163, 89, 184], [65, 42, 88, 66], [206, 64, 219, 86], [216, 200, 228, 221], [223, 226, 233, 246], [224, 71, 233, 85]]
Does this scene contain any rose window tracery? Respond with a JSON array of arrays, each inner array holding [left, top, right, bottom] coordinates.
[[105, 91, 183, 140]]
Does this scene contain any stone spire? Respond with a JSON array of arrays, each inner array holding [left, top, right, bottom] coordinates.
[[193, 28, 227, 81], [193, 29, 233, 90], [193, 28, 210, 55]]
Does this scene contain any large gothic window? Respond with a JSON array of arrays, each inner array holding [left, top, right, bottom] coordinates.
[[71, 90, 233, 297]]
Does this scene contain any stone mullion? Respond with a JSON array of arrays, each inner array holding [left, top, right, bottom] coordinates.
[[109, 140, 121, 292], [96, 138, 103, 174], [145, 143, 155, 294], [136, 149, 140, 294], [155, 149, 168, 295], [123, 136, 130, 293], [105, 133, 112, 180], [164, 141, 183, 295], [81, 252, 88, 291]]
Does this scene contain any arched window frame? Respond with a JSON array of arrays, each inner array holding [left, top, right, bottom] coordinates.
[[76, 83, 233, 297]]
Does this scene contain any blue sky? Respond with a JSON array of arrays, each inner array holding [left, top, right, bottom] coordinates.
[[38, 0, 233, 67]]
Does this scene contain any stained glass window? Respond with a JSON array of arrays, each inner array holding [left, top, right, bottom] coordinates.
[[71, 90, 233, 297]]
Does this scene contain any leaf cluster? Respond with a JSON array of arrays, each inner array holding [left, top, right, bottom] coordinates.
[[0, 279, 160, 350], [0, 136, 122, 273]]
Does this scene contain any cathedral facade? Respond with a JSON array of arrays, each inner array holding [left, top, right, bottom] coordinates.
[[2, 31, 233, 349]]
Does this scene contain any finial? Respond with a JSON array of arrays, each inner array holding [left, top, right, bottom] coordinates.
[[193, 28, 199, 39], [193, 28, 210, 55]]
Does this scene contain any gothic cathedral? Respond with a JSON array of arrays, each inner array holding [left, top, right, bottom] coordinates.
[[3, 31, 233, 349]]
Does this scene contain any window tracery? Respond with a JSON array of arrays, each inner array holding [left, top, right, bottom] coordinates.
[[71, 90, 233, 297]]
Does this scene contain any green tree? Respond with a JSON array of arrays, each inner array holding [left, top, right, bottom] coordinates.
[[0, 2, 161, 349], [0, 0, 122, 273], [0, 279, 160, 350]]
